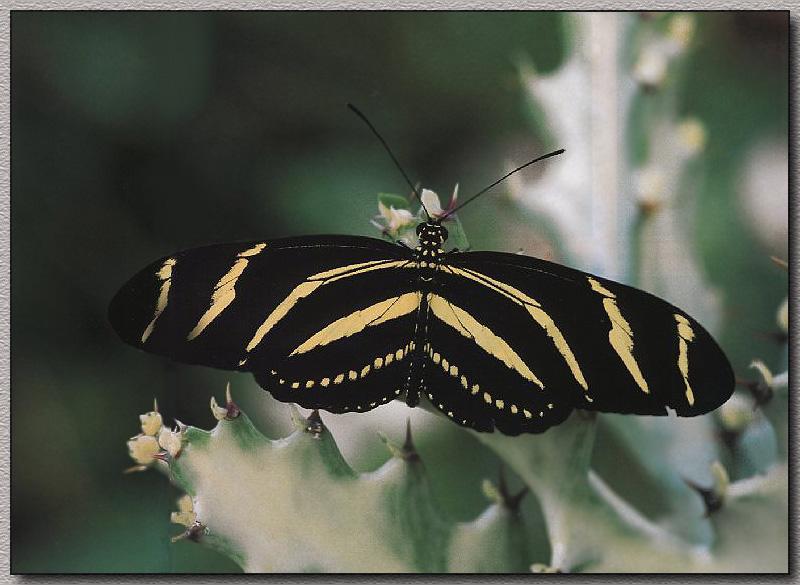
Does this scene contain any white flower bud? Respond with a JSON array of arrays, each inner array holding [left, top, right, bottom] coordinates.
[[634, 166, 665, 213], [377, 201, 415, 234], [127, 435, 160, 465], [777, 297, 788, 334], [177, 494, 194, 513], [717, 393, 756, 432], [481, 478, 502, 505], [171, 510, 197, 527], [210, 395, 228, 421], [633, 46, 668, 88], [158, 427, 183, 458], [531, 564, 559, 573], [710, 460, 730, 502], [420, 189, 444, 218], [678, 118, 706, 156], [750, 359, 774, 388], [668, 14, 695, 49], [171, 495, 197, 527], [139, 411, 162, 437]]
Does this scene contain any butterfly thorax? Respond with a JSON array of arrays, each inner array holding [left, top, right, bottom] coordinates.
[[413, 221, 448, 269]]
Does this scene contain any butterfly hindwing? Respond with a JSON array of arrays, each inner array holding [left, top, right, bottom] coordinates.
[[426, 267, 577, 434], [444, 251, 734, 418], [249, 289, 419, 413]]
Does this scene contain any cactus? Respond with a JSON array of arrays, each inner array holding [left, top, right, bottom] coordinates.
[[126, 358, 786, 572], [127, 387, 534, 572], [124, 12, 786, 573]]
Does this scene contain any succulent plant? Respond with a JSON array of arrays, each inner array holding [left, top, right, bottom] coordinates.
[[124, 12, 787, 573], [126, 387, 535, 572]]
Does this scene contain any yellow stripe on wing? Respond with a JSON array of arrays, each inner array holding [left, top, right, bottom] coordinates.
[[428, 293, 544, 389], [674, 313, 696, 406], [243, 259, 412, 357], [444, 266, 588, 394], [187, 243, 267, 341], [587, 277, 650, 395], [141, 258, 177, 343], [290, 292, 420, 356]]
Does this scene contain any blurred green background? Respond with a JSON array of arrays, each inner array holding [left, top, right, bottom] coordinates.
[[11, 11, 787, 573]]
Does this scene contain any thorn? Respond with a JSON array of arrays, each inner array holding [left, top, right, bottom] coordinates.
[[403, 418, 414, 451], [153, 397, 159, 412], [716, 427, 741, 451], [305, 409, 324, 438], [380, 421, 419, 461], [401, 418, 420, 461], [507, 486, 530, 511], [737, 368, 774, 406], [211, 385, 240, 421], [683, 477, 724, 516], [123, 465, 148, 474], [171, 521, 206, 543], [173, 419, 187, 433], [735, 377, 773, 407], [753, 328, 788, 346], [186, 521, 206, 541], [224, 382, 240, 419], [770, 256, 788, 270], [152, 450, 170, 463], [288, 404, 305, 430], [489, 466, 528, 511], [210, 395, 226, 421]]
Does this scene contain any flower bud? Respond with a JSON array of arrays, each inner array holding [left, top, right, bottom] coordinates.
[[139, 399, 162, 436], [127, 435, 160, 466]]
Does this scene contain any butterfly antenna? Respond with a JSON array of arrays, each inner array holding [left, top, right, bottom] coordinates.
[[440, 148, 565, 220], [347, 103, 431, 219]]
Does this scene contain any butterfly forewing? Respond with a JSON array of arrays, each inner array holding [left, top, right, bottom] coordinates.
[[109, 236, 415, 387]]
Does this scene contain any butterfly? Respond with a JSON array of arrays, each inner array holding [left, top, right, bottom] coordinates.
[[108, 106, 734, 436]]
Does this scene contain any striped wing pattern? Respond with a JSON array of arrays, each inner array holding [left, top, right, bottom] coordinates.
[[432, 252, 733, 433], [109, 236, 734, 435], [109, 236, 418, 412]]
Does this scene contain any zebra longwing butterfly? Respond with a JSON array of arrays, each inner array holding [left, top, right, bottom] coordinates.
[[108, 108, 734, 436], [109, 217, 734, 436]]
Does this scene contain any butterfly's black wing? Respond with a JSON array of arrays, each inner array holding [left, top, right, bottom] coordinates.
[[427, 251, 734, 435], [110, 234, 734, 434], [109, 235, 418, 413]]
